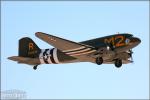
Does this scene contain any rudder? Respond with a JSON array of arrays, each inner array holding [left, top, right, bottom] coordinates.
[[19, 37, 41, 58]]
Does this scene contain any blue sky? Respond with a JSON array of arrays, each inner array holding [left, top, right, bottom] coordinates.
[[1, 1, 149, 99]]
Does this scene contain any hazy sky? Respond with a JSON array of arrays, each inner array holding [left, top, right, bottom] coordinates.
[[1, 1, 149, 99]]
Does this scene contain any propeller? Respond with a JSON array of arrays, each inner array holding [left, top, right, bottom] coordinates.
[[128, 49, 134, 63]]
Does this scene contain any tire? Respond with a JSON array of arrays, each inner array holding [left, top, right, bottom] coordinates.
[[114, 59, 122, 68], [96, 57, 103, 65]]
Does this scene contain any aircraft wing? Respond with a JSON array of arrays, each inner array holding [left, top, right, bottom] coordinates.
[[35, 32, 97, 57]]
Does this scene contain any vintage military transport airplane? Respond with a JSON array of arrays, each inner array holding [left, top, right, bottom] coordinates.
[[8, 32, 141, 70]]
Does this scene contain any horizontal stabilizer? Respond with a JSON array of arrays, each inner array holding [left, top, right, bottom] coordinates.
[[8, 56, 40, 65]]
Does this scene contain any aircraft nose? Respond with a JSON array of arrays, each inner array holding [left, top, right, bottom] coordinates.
[[130, 37, 141, 45]]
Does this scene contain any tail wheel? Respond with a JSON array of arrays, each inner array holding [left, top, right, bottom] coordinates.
[[96, 57, 103, 65], [33, 65, 38, 70], [114, 59, 122, 68]]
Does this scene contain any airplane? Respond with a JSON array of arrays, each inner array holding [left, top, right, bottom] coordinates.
[[8, 32, 141, 70]]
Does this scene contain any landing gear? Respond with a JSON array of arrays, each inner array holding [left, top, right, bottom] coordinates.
[[114, 59, 122, 68], [33, 65, 38, 70], [96, 57, 103, 65]]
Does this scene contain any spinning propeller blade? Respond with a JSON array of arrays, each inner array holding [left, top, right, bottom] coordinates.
[[129, 49, 134, 62]]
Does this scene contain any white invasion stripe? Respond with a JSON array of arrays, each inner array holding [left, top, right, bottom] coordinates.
[[53, 48, 59, 63], [39, 57, 45, 64], [39, 50, 45, 64], [62, 46, 86, 52], [47, 49, 52, 64], [47, 56, 52, 64], [66, 48, 91, 54], [70, 50, 96, 56]]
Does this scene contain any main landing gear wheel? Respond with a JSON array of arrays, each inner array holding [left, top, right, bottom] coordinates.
[[96, 57, 103, 65], [114, 59, 122, 68], [33, 65, 38, 70]]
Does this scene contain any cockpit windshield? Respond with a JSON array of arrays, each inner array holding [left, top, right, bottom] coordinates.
[[121, 33, 133, 38]]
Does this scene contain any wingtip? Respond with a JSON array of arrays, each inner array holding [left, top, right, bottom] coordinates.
[[35, 32, 50, 37], [35, 32, 51, 38], [35, 32, 43, 36]]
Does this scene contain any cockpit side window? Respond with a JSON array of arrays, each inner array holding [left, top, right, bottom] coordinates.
[[124, 34, 133, 45]]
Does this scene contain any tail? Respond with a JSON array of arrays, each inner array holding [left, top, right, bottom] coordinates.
[[19, 37, 41, 58]]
